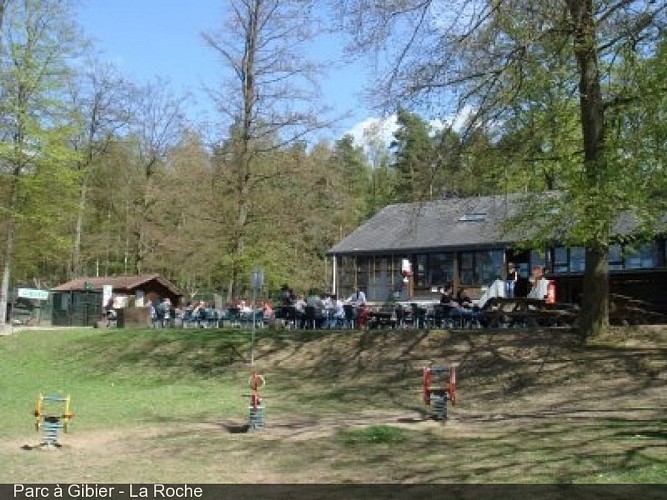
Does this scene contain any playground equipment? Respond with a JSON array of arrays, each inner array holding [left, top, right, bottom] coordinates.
[[244, 372, 265, 431], [422, 365, 456, 421], [33, 393, 74, 448]]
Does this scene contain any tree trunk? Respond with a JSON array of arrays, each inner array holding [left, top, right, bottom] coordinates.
[[579, 245, 609, 339], [229, 0, 260, 298], [567, 0, 609, 339], [0, 175, 19, 329], [0, 218, 15, 329], [71, 180, 88, 278]]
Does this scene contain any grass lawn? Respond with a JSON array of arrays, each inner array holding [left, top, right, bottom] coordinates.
[[0, 325, 665, 483]]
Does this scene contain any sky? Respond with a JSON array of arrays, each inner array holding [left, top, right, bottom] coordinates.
[[75, 0, 382, 144]]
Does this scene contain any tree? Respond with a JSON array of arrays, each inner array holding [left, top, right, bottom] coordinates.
[[389, 108, 438, 203], [335, 0, 666, 339], [66, 60, 132, 278], [125, 79, 187, 274], [0, 0, 81, 328], [202, 0, 329, 299], [362, 121, 396, 215]]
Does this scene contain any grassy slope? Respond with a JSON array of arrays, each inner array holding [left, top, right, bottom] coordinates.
[[0, 326, 665, 483]]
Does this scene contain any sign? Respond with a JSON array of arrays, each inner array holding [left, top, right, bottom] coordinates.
[[102, 285, 113, 308], [251, 269, 264, 291], [17, 288, 49, 301]]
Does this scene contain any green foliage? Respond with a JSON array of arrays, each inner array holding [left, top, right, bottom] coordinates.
[[390, 108, 439, 202], [0, 0, 83, 295]]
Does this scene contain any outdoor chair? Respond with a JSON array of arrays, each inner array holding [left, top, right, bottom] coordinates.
[[180, 309, 196, 328], [152, 309, 164, 328], [342, 304, 356, 329], [221, 307, 241, 328], [281, 305, 298, 329], [432, 304, 449, 329], [241, 309, 263, 329], [395, 305, 413, 328], [204, 308, 219, 328], [302, 305, 319, 330], [411, 304, 428, 329]]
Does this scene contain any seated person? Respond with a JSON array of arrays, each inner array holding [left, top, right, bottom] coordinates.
[[262, 301, 274, 322], [439, 284, 454, 304], [332, 295, 346, 327], [294, 293, 307, 314], [306, 293, 325, 309], [456, 288, 474, 309]]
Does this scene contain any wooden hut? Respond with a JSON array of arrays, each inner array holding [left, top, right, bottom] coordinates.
[[51, 274, 182, 327]]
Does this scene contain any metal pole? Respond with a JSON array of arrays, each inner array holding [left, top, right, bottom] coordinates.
[[251, 284, 256, 366]]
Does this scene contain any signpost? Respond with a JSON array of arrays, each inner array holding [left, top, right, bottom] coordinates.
[[250, 269, 264, 365]]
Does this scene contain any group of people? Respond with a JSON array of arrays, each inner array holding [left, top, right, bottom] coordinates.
[[505, 262, 547, 299], [141, 285, 370, 330], [439, 284, 483, 326], [277, 284, 368, 329], [148, 297, 174, 327]]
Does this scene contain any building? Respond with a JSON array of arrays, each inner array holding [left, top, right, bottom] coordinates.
[[326, 194, 667, 312], [51, 274, 182, 327]]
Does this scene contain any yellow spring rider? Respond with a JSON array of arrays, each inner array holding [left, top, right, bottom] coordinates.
[[33, 393, 74, 448]]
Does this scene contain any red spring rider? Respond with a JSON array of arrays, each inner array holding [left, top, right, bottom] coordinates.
[[422, 365, 456, 421], [247, 372, 266, 430]]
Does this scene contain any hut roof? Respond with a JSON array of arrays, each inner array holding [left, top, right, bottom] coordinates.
[[51, 273, 182, 296]]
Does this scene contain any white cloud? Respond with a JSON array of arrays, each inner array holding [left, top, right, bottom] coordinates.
[[345, 115, 398, 149], [345, 105, 475, 151]]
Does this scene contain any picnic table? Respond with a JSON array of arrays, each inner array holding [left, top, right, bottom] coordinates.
[[609, 294, 666, 325], [366, 303, 398, 329], [482, 297, 579, 328]]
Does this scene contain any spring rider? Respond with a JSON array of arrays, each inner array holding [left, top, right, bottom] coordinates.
[[422, 365, 456, 421], [245, 372, 265, 431], [33, 393, 74, 448]]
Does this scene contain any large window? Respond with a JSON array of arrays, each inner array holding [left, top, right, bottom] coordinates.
[[625, 243, 656, 269], [554, 246, 568, 273], [570, 247, 586, 272], [608, 244, 623, 270], [416, 254, 428, 287], [339, 255, 406, 302], [459, 249, 503, 286], [553, 246, 586, 273], [460, 252, 474, 285], [338, 256, 356, 294], [413, 253, 456, 288], [429, 253, 455, 287]]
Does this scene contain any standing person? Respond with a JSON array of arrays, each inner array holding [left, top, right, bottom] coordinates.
[[322, 293, 335, 328], [104, 295, 117, 327], [347, 287, 368, 328], [506, 263, 519, 298], [347, 287, 367, 307], [294, 293, 307, 328], [280, 284, 295, 307], [160, 298, 172, 328]]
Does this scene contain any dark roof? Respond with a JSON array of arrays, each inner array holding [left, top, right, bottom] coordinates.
[[328, 194, 520, 255], [328, 193, 667, 256], [51, 273, 182, 296]]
